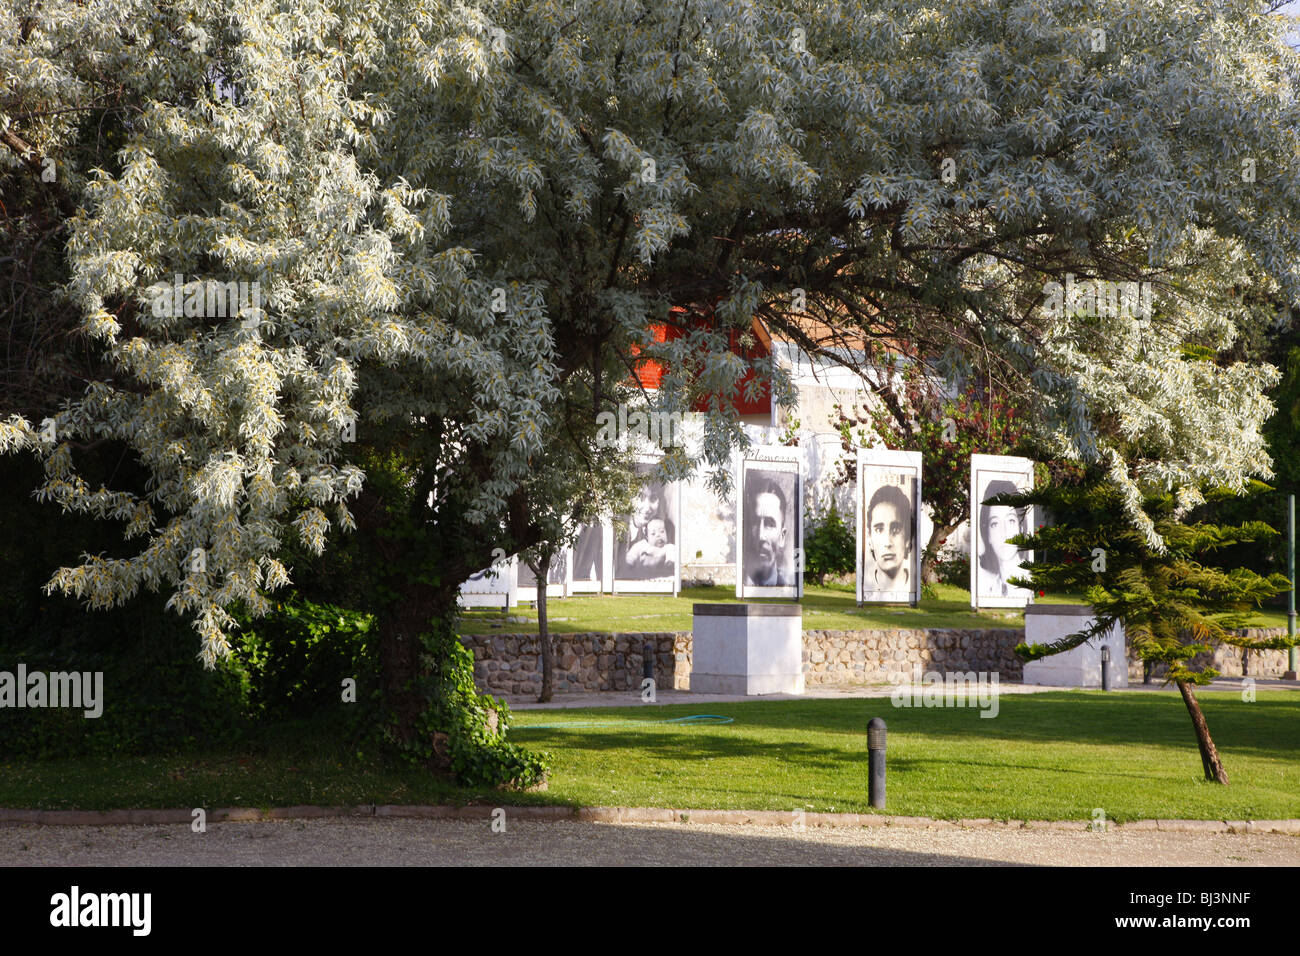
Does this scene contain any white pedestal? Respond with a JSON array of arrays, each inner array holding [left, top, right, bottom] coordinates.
[[690, 604, 804, 695], [1023, 604, 1127, 688]]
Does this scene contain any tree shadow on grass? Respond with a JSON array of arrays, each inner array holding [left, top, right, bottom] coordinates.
[[509, 728, 874, 773], [509, 693, 1300, 758]]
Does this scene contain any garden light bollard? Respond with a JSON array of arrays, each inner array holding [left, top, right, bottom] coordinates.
[[867, 717, 886, 809], [1100, 645, 1111, 692]]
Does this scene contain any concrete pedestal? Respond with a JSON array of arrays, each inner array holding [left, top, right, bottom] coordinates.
[[690, 603, 804, 695], [1023, 604, 1127, 688]]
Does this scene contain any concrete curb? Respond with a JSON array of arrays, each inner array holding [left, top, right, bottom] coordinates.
[[1, 805, 1298, 834]]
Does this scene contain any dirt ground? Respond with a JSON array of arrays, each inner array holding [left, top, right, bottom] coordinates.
[[3, 817, 1297, 866]]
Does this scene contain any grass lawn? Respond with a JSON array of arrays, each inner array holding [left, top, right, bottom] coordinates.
[[504, 692, 1300, 821], [458, 583, 1027, 636], [456, 582, 1289, 635], [5, 692, 1298, 821]]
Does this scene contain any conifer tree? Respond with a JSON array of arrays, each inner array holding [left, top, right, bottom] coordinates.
[[993, 474, 1294, 783]]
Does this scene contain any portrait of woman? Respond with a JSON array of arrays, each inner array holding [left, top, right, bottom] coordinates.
[[615, 469, 677, 581], [977, 477, 1031, 599]]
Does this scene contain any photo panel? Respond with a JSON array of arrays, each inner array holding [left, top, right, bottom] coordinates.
[[566, 520, 611, 594], [856, 448, 922, 606], [516, 548, 568, 603], [612, 457, 682, 594], [970, 454, 1035, 609], [736, 450, 803, 600], [457, 557, 517, 609]]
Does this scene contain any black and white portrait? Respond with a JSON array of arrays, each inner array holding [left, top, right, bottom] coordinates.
[[857, 451, 921, 604], [970, 455, 1034, 607], [613, 461, 680, 590], [738, 455, 802, 598], [568, 522, 605, 592]]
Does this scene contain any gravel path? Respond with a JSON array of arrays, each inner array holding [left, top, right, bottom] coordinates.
[[3, 818, 1297, 866]]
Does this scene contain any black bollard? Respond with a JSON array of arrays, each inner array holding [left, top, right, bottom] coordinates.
[[867, 717, 887, 809], [643, 642, 655, 682], [1100, 645, 1111, 692]]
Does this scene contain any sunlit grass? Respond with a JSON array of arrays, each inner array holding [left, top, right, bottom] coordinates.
[[5, 693, 1297, 821], [457, 582, 1287, 635]]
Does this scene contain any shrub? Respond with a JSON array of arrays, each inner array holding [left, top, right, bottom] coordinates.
[[803, 501, 855, 586], [0, 591, 253, 757], [934, 552, 971, 587], [397, 620, 550, 789], [0, 453, 253, 756], [228, 592, 379, 728]]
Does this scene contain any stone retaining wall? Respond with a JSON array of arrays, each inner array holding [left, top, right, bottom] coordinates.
[[460, 624, 1290, 697], [1127, 628, 1292, 682], [459, 627, 1024, 697], [801, 628, 1024, 685], [460, 633, 691, 697]]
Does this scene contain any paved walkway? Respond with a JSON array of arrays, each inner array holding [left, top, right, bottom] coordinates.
[[3, 817, 1296, 866], [504, 677, 1298, 710]]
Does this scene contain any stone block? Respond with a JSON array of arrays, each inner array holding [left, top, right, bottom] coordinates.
[[690, 603, 804, 695]]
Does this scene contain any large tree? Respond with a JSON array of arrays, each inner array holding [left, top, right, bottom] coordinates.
[[5, 0, 1300, 776]]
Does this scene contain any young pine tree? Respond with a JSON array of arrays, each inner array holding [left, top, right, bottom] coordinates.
[[991, 474, 1294, 784]]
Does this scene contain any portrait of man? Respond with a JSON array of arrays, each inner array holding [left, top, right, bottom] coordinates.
[[743, 471, 796, 589], [516, 549, 567, 590], [863, 480, 914, 595], [856, 449, 922, 606], [570, 522, 604, 587]]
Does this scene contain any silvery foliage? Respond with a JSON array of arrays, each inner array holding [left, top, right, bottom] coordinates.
[[3, 0, 1300, 662], [1, 0, 561, 663], [819, 0, 1300, 548]]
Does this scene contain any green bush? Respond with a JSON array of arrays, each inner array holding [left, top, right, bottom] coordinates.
[[228, 592, 379, 729], [393, 620, 550, 789], [803, 501, 855, 585], [0, 448, 539, 785], [934, 552, 971, 587], [0, 452, 255, 756], [0, 592, 254, 757]]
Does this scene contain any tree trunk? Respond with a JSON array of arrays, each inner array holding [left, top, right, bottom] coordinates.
[[535, 551, 554, 703], [377, 577, 443, 747], [1176, 679, 1229, 784], [920, 522, 958, 584]]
